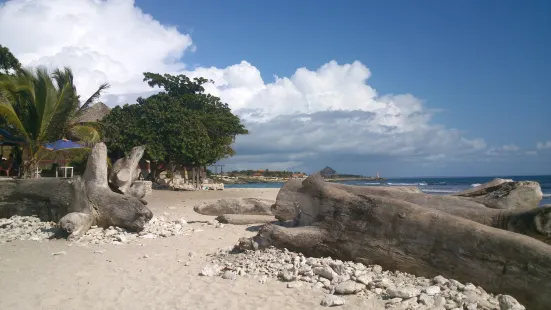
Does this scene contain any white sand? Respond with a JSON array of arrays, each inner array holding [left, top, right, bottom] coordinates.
[[0, 188, 386, 310]]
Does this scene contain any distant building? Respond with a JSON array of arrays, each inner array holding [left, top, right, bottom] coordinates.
[[319, 166, 338, 179]]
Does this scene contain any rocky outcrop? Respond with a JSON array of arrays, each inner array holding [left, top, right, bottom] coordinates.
[[193, 198, 274, 216], [239, 174, 551, 310]]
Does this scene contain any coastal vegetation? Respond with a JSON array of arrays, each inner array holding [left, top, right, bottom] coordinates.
[[0, 45, 109, 177], [0, 44, 248, 181], [101, 72, 249, 182]]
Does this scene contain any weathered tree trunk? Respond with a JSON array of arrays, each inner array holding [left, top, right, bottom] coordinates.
[[215, 214, 277, 225], [272, 178, 551, 243], [193, 198, 275, 216], [58, 143, 152, 239], [452, 178, 543, 209], [241, 175, 551, 310]]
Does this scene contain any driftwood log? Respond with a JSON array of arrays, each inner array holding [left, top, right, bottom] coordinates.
[[193, 198, 274, 216], [59, 143, 152, 239], [240, 174, 551, 310], [452, 178, 543, 209], [272, 178, 551, 244], [215, 214, 278, 225]]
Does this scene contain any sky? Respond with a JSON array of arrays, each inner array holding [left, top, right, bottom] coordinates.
[[0, 0, 550, 177]]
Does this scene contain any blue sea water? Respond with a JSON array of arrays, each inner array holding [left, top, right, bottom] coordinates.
[[225, 175, 551, 206]]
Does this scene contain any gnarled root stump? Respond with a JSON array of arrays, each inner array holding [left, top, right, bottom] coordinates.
[[109, 145, 146, 199], [59, 143, 152, 239], [241, 174, 551, 310]]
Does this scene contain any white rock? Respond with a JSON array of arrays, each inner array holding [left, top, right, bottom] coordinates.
[[314, 266, 334, 280], [334, 281, 365, 295], [424, 285, 441, 296], [497, 295, 525, 310], [199, 264, 220, 277], [320, 295, 345, 307], [222, 270, 237, 280], [287, 282, 302, 288], [433, 275, 449, 285], [386, 286, 421, 299]]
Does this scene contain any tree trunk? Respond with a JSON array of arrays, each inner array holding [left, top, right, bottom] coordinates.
[[240, 174, 551, 310], [271, 179, 551, 243], [57, 143, 152, 239]]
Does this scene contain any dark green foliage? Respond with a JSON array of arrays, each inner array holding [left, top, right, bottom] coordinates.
[[102, 72, 248, 167], [0, 45, 21, 75], [228, 170, 306, 178]]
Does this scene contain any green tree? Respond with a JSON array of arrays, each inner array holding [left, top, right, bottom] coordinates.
[[102, 72, 249, 179], [0, 45, 21, 75], [0, 67, 109, 177]]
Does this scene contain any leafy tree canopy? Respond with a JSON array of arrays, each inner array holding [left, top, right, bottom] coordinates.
[[0, 44, 22, 75], [103, 72, 249, 167]]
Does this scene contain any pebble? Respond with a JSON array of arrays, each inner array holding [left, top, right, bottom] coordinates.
[[320, 295, 345, 307], [497, 295, 525, 310], [287, 281, 302, 288], [222, 270, 237, 280], [52, 251, 66, 256], [424, 285, 441, 296], [334, 281, 365, 295], [199, 264, 220, 277]]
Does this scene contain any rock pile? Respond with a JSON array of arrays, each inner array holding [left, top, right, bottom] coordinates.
[[0, 215, 222, 245], [205, 247, 525, 310], [0, 215, 58, 243]]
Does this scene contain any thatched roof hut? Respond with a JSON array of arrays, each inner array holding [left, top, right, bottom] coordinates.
[[76, 102, 110, 123]]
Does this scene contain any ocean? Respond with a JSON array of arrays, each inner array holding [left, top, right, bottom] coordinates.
[[225, 175, 551, 206]]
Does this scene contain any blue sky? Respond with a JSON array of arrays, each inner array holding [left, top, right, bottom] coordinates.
[[1, 0, 550, 176], [136, 0, 551, 148]]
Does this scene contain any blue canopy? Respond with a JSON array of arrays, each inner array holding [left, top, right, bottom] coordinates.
[[43, 139, 86, 151], [0, 128, 26, 145]]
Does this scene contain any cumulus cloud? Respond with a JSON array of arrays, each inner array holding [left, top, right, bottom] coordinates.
[[537, 141, 551, 150], [3, 0, 535, 175], [0, 0, 193, 104]]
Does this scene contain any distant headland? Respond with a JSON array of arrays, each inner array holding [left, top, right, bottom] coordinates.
[[210, 166, 384, 184]]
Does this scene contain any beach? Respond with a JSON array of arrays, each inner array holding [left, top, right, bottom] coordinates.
[[0, 188, 389, 310]]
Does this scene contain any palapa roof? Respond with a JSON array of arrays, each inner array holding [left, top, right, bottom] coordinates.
[[76, 102, 111, 123], [319, 166, 337, 175]]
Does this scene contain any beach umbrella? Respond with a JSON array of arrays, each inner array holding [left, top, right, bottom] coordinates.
[[43, 139, 86, 151]]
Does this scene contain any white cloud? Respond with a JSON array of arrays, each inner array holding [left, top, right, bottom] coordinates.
[[4, 0, 538, 174], [537, 141, 551, 150], [0, 0, 193, 103], [501, 144, 520, 152]]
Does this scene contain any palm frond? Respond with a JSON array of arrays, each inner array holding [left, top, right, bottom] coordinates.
[[75, 82, 110, 119], [70, 124, 101, 143]]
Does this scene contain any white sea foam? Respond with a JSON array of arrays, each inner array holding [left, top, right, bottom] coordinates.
[[470, 183, 481, 187], [422, 189, 460, 194], [364, 182, 381, 185], [387, 182, 427, 186]]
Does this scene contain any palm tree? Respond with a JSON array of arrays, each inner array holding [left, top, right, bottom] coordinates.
[[0, 66, 109, 177]]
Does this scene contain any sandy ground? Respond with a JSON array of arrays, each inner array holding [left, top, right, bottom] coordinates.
[[0, 188, 386, 310]]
